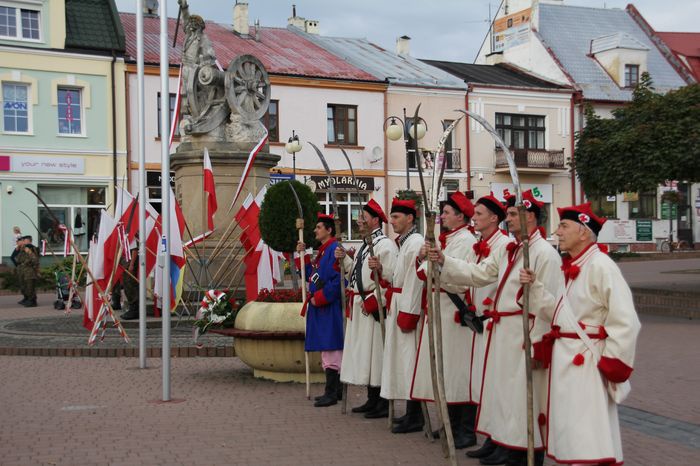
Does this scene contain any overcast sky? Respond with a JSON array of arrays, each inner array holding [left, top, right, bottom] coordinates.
[[115, 0, 700, 63]]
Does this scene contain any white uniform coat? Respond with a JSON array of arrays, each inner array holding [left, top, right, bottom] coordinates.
[[380, 231, 424, 400], [468, 229, 512, 404], [539, 243, 640, 465], [440, 229, 562, 449], [411, 225, 477, 403], [339, 229, 397, 387]]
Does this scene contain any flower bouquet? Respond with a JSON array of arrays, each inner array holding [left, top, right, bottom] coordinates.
[[193, 290, 243, 340], [255, 288, 303, 303]]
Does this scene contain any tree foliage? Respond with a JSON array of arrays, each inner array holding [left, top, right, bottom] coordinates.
[[573, 74, 700, 196], [258, 180, 321, 253]]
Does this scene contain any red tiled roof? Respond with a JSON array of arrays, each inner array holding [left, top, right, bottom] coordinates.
[[657, 32, 700, 81], [119, 13, 380, 82]]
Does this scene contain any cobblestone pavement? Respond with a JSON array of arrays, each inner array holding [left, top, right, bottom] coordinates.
[[0, 312, 697, 465], [618, 258, 700, 292]]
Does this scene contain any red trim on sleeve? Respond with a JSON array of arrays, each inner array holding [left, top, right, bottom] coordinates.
[[363, 294, 379, 315], [397, 311, 420, 331], [313, 290, 329, 307], [378, 276, 391, 289], [598, 356, 633, 383]]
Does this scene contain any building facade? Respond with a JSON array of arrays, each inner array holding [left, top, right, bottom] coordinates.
[[0, 0, 126, 263]]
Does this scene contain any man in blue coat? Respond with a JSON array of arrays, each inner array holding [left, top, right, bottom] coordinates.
[[297, 212, 344, 407]]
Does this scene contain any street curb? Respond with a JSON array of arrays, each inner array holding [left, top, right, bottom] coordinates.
[[0, 345, 235, 358], [632, 287, 700, 319]]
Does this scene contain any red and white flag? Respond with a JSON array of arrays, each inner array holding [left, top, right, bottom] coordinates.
[[230, 128, 268, 211], [203, 147, 217, 232]]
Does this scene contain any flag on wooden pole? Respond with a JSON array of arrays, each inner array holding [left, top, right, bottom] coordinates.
[[203, 147, 217, 231]]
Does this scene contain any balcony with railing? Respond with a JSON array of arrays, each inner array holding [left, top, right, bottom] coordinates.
[[409, 148, 462, 171], [495, 148, 566, 173]]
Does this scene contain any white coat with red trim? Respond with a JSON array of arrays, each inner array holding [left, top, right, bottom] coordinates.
[[468, 229, 512, 404], [380, 231, 424, 401], [411, 225, 477, 403], [440, 229, 562, 450], [534, 243, 640, 465], [339, 230, 397, 387]]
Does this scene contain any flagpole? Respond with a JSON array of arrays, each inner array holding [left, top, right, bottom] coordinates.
[[159, 0, 172, 402], [136, 0, 147, 370]]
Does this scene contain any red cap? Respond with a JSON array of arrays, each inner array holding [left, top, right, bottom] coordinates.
[[317, 212, 334, 222], [446, 192, 474, 218], [476, 192, 507, 222], [505, 189, 544, 218], [363, 198, 388, 224], [557, 202, 607, 236], [391, 198, 417, 217]]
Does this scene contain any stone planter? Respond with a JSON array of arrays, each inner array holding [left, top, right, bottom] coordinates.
[[212, 301, 323, 383]]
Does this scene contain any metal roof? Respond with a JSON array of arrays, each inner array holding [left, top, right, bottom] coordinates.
[[657, 32, 700, 81], [119, 13, 380, 82], [423, 60, 567, 90], [290, 27, 467, 90], [590, 32, 649, 54], [538, 3, 687, 101]]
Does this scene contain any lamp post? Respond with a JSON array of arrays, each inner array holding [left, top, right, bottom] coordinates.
[[384, 108, 427, 189], [285, 130, 303, 179]]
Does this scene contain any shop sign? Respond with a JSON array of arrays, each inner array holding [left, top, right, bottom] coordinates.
[[490, 183, 552, 203], [146, 170, 175, 187], [0, 155, 9, 171], [609, 220, 635, 242], [270, 173, 294, 185], [11, 156, 84, 174], [309, 175, 374, 192], [635, 220, 653, 242]]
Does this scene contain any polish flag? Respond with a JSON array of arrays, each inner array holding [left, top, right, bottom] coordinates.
[[203, 147, 217, 231]]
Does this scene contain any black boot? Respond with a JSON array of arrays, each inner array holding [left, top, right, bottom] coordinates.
[[120, 308, 139, 320], [23, 299, 37, 308], [364, 397, 389, 418], [467, 437, 496, 458], [336, 373, 343, 401], [352, 386, 379, 413], [18, 298, 28, 305], [479, 445, 509, 465], [504, 449, 526, 466], [454, 404, 477, 449], [391, 400, 424, 433], [314, 369, 339, 407]]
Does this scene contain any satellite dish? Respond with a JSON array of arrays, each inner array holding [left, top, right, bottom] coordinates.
[[369, 146, 383, 164]]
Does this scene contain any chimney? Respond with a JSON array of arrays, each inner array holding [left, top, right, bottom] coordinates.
[[254, 19, 260, 41], [144, 0, 158, 16], [396, 35, 410, 56], [233, 1, 249, 36], [485, 52, 504, 65], [304, 19, 319, 34], [288, 4, 307, 30]]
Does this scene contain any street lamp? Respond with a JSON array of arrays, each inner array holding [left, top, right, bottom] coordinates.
[[285, 130, 302, 178], [383, 108, 427, 189]]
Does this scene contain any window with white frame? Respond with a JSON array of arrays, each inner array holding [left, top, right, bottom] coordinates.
[[2, 82, 29, 132], [157, 92, 179, 137], [316, 192, 369, 241], [57, 87, 82, 135], [0, 6, 40, 41]]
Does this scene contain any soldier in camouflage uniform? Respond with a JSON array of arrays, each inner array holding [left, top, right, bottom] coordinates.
[[16, 235, 40, 307], [120, 244, 139, 320]]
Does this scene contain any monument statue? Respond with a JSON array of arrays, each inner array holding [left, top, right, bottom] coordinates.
[[176, 0, 271, 148]]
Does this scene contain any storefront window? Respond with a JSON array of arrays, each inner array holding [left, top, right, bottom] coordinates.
[[37, 186, 106, 253], [316, 192, 369, 241]]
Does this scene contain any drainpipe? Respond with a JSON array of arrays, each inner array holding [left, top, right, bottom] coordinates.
[[569, 93, 576, 205], [111, 51, 118, 204], [465, 88, 471, 192]]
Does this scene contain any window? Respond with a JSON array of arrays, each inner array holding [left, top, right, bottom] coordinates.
[[2, 82, 28, 132], [316, 192, 369, 241], [261, 99, 278, 142], [327, 104, 357, 145], [495, 113, 545, 150], [624, 65, 639, 88], [157, 92, 179, 137], [57, 87, 82, 135], [629, 191, 656, 219], [589, 195, 617, 218], [37, 186, 106, 253], [0, 6, 40, 40]]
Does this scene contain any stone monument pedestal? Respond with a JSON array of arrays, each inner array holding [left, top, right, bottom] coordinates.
[[171, 140, 280, 294]]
